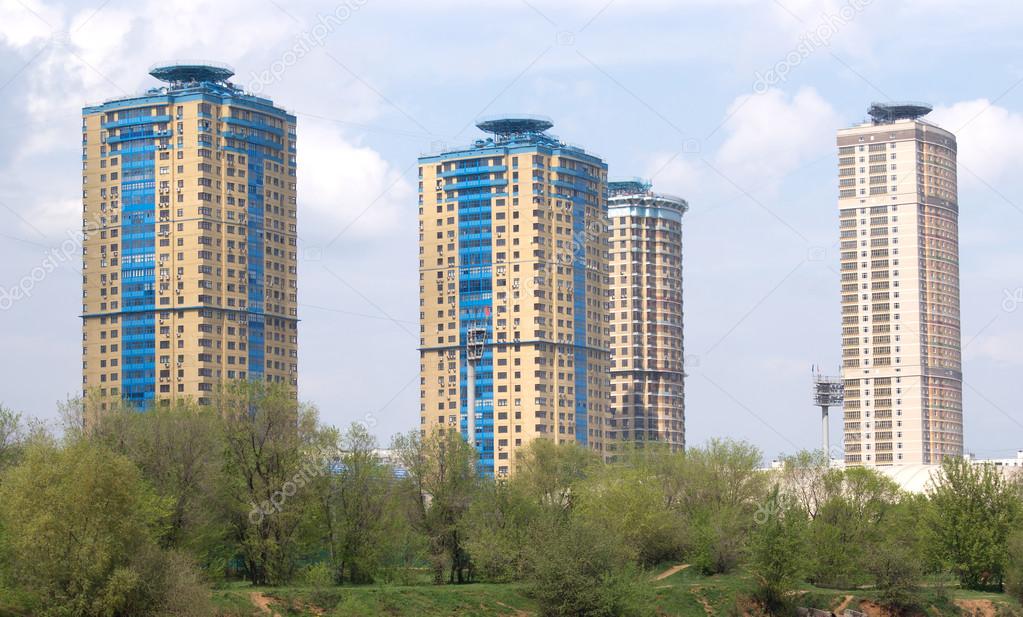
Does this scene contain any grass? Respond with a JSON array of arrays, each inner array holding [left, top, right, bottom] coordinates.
[[212, 582, 537, 617], [173, 568, 1023, 616]]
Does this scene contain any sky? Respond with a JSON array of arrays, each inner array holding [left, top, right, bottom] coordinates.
[[0, 0, 1022, 462]]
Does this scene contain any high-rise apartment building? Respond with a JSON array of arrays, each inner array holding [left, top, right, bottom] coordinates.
[[837, 102, 962, 466], [607, 181, 688, 450], [418, 117, 610, 476], [81, 64, 298, 407]]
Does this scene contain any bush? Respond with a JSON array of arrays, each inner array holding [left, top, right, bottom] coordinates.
[[301, 561, 335, 587], [524, 515, 646, 617], [690, 506, 745, 575], [1007, 530, 1023, 602], [0, 442, 211, 616], [746, 486, 807, 615]]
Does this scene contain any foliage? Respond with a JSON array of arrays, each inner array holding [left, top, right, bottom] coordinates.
[[523, 512, 646, 617], [865, 500, 925, 615], [928, 458, 1020, 590], [461, 479, 538, 582], [746, 484, 808, 614], [575, 462, 686, 566], [311, 423, 405, 584], [89, 400, 234, 573], [0, 440, 210, 616], [392, 428, 480, 584], [683, 439, 766, 574], [218, 381, 321, 586], [1007, 529, 1023, 603]]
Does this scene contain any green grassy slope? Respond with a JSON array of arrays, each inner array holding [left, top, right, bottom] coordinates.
[[208, 568, 1023, 617]]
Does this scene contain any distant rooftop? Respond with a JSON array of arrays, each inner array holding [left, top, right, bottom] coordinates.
[[608, 179, 652, 197], [476, 115, 554, 137], [607, 178, 688, 216], [868, 101, 933, 124]]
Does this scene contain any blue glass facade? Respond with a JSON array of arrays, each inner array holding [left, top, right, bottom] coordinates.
[[454, 158, 501, 476], [419, 117, 608, 472], [116, 113, 159, 405], [83, 65, 296, 407]]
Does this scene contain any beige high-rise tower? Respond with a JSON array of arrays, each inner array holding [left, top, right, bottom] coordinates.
[[837, 102, 962, 466], [417, 116, 611, 476], [81, 64, 298, 408], [607, 181, 688, 451]]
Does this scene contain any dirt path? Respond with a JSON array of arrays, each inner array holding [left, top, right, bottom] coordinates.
[[955, 599, 997, 617], [693, 591, 714, 616], [833, 595, 854, 613], [654, 563, 690, 581], [250, 592, 279, 617]]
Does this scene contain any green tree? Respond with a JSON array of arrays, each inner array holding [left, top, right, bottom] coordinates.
[[516, 439, 598, 513], [89, 400, 233, 572], [219, 381, 321, 585], [928, 458, 1020, 590], [574, 461, 685, 566], [746, 484, 808, 614], [393, 428, 479, 584], [523, 512, 645, 617], [804, 466, 902, 588], [462, 478, 539, 582], [866, 499, 925, 615], [0, 441, 210, 616], [1007, 529, 1023, 603], [312, 423, 404, 584], [683, 439, 767, 574], [0, 404, 23, 473]]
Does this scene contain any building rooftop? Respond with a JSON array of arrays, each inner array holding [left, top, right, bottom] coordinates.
[[421, 114, 605, 165], [607, 179, 688, 216], [149, 62, 235, 85], [868, 101, 933, 124]]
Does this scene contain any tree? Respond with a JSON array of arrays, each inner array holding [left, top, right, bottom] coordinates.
[[462, 478, 539, 582], [0, 404, 23, 473], [574, 461, 685, 566], [516, 439, 598, 513], [393, 428, 479, 584], [523, 512, 645, 617], [866, 500, 925, 616], [683, 439, 767, 574], [746, 484, 808, 614], [778, 449, 843, 520], [0, 441, 210, 616], [805, 466, 903, 588], [928, 458, 1020, 590], [312, 423, 404, 584], [1007, 529, 1023, 603], [219, 381, 321, 585], [89, 400, 233, 572]]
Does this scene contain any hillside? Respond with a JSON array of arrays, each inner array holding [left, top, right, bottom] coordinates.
[[211, 566, 1023, 617]]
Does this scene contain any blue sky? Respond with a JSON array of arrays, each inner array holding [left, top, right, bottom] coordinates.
[[0, 0, 1021, 461]]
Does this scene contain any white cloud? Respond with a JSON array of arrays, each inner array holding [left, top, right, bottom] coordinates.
[[931, 99, 1023, 186], [298, 127, 413, 240], [967, 329, 1023, 366], [0, 0, 59, 49], [646, 152, 703, 197], [714, 87, 838, 193]]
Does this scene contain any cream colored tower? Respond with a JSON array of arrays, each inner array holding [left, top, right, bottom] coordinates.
[[418, 117, 610, 476], [838, 103, 962, 466], [82, 64, 298, 408], [607, 181, 687, 451]]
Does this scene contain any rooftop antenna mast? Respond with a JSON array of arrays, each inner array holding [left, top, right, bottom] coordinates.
[[812, 366, 844, 457]]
